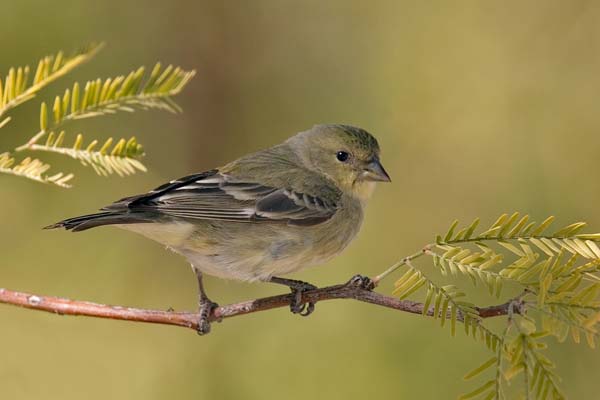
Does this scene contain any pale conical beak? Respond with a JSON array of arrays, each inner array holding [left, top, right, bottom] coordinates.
[[363, 159, 391, 182]]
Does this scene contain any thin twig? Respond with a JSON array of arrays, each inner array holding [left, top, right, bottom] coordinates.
[[0, 277, 519, 333]]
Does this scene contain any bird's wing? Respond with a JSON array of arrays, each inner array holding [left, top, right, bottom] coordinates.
[[103, 170, 339, 226]]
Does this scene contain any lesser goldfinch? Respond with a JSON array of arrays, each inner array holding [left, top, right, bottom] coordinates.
[[48, 124, 390, 334]]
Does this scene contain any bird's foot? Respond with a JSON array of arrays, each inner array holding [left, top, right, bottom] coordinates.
[[287, 280, 318, 317], [347, 274, 375, 290], [197, 299, 219, 336], [269, 276, 318, 316]]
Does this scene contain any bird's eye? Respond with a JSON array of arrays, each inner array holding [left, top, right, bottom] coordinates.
[[336, 151, 350, 162]]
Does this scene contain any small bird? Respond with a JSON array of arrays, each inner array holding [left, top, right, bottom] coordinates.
[[47, 124, 391, 334]]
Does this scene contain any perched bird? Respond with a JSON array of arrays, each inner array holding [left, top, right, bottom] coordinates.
[[47, 124, 391, 334]]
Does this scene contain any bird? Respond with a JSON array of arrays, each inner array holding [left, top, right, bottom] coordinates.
[[47, 124, 391, 334]]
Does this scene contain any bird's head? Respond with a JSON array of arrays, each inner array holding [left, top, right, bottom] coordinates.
[[289, 124, 391, 203]]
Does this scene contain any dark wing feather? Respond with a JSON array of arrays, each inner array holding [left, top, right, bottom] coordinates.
[[104, 169, 219, 211], [103, 170, 338, 226]]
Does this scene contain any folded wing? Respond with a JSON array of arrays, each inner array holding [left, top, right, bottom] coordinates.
[[103, 170, 339, 226]]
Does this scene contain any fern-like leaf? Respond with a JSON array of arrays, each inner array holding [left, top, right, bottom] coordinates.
[[0, 152, 72, 188], [508, 331, 565, 400], [380, 213, 600, 398], [17, 63, 195, 151], [0, 44, 193, 188], [0, 43, 102, 121], [39, 63, 195, 131], [388, 213, 600, 398], [393, 264, 483, 338], [430, 246, 506, 297], [28, 131, 146, 177]]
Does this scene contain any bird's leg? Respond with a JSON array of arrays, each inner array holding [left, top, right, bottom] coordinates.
[[192, 267, 219, 335], [269, 276, 318, 317]]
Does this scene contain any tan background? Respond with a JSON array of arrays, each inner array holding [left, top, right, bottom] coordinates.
[[1, 1, 599, 399]]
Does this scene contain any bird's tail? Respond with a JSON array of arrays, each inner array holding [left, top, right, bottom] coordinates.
[[45, 211, 152, 232]]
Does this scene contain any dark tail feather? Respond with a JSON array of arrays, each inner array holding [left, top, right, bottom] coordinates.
[[45, 212, 152, 232]]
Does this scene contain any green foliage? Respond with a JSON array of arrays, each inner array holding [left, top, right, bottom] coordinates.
[[30, 132, 146, 177], [0, 45, 194, 186], [508, 330, 564, 400], [0, 44, 102, 122], [0, 152, 73, 188], [37, 63, 195, 133], [389, 213, 600, 399]]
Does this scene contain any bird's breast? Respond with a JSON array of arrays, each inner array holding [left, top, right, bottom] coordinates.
[[177, 200, 364, 282]]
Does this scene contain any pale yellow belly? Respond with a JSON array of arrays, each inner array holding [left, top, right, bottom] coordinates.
[[117, 203, 363, 282]]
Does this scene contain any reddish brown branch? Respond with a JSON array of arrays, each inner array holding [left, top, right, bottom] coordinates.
[[0, 279, 517, 333]]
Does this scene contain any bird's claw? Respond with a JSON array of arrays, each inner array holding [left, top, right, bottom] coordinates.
[[289, 281, 317, 317], [197, 299, 219, 336], [348, 274, 375, 290]]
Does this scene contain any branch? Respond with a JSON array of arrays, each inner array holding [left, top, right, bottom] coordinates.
[[0, 277, 519, 332]]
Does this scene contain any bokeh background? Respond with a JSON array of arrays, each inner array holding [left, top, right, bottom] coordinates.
[[1, 1, 600, 399]]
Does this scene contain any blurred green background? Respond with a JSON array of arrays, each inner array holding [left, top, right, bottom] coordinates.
[[1, 1, 600, 399]]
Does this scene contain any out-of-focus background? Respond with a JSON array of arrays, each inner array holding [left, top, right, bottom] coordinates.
[[1, 1, 600, 399]]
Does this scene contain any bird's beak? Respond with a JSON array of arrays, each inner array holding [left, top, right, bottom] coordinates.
[[362, 158, 391, 182]]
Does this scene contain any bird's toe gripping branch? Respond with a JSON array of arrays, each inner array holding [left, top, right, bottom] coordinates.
[[347, 274, 375, 290], [289, 281, 318, 317], [197, 299, 219, 335]]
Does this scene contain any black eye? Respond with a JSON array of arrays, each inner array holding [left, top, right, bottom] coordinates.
[[336, 151, 350, 162]]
